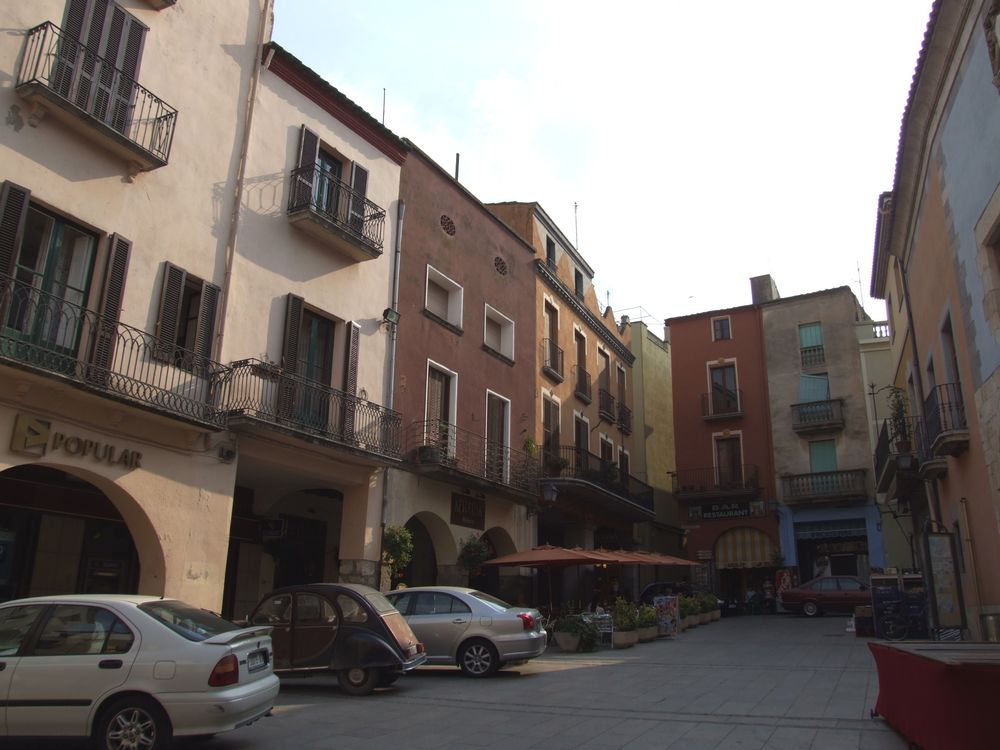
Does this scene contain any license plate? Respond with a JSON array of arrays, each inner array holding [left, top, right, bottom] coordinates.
[[247, 649, 268, 672]]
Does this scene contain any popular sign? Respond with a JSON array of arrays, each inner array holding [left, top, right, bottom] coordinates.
[[10, 413, 142, 470]]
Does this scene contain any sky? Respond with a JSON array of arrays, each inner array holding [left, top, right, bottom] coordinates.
[[272, 1, 935, 328]]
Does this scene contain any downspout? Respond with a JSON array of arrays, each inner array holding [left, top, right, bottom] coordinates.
[[958, 497, 984, 627], [213, 0, 273, 363], [377, 199, 405, 589]]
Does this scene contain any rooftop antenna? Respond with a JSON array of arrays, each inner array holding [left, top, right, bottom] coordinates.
[[381, 88, 385, 125], [856, 260, 866, 311], [455, 153, 460, 181], [573, 201, 579, 249]]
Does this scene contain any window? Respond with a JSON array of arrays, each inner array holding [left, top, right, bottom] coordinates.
[[618, 448, 630, 482], [412, 593, 471, 615], [31, 605, 133, 656], [799, 323, 825, 367], [710, 365, 739, 414], [542, 300, 562, 379], [426, 361, 457, 452], [600, 436, 614, 463], [573, 330, 590, 401], [336, 594, 368, 623], [294, 593, 337, 625], [0, 605, 45, 656], [574, 269, 584, 298], [425, 265, 463, 329], [154, 262, 220, 370], [799, 373, 829, 402], [546, 236, 556, 267], [483, 304, 514, 360], [485, 391, 509, 481], [712, 316, 731, 341], [809, 439, 838, 473], [252, 594, 291, 625], [542, 396, 561, 459], [715, 436, 742, 486]]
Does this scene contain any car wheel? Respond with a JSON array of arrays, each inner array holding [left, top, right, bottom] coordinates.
[[376, 671, 400, 687], [338, 667, 380, 696], [802, 601, 821, 617], [458, 638, 499, 677], [96, 695, 171, 750]]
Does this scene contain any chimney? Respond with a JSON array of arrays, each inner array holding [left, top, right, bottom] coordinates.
[[750, 274, 780, 304]]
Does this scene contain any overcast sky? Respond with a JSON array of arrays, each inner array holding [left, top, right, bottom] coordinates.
[[272, 1, 934, 329]]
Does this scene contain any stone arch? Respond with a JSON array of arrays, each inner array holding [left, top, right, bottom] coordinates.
[[482, 525, 516, 558], [401, 511, 455, 588]]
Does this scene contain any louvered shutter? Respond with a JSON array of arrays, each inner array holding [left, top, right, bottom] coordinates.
[[194, 281, 220, 372], [349, 163, 368, 235], [292, 125, 319, 210], [108, 8, 146, 133], [277, 293, 304, 419], [341, 321, 360, 439], [153, 262, 185, 362], [88, 232, 131, 384], [54, 0, 90, 99], [0, 182, 31, 277]]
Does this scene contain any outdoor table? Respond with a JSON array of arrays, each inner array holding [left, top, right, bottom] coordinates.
[[868, 641, 1000, 750]]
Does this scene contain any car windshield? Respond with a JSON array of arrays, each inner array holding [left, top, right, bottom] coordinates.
[[364, 590, 400, 615], [139, 601, 240, 642], [468, 590, 513, 611]]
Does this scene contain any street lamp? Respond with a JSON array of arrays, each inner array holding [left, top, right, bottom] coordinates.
[[541, 482, 558, 507]]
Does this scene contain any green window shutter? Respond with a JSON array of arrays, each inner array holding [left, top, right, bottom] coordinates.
[[0, 181, 31, 277], [89, 232, 131, 382], [809, 440, 838, 473], [799, 374, 830, 402], [798, 323, 822, 348]]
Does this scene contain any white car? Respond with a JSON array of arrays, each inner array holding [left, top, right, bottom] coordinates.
[[0, 594, 279, 748]]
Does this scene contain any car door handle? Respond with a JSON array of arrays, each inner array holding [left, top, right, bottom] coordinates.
[[99, 659, 123, 669], [452, 618, 469, 624]]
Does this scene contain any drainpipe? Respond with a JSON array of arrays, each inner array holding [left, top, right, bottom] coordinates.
[[376, 199, 405, 589], [959, 497, 984, 631], [213, 0, 273, 363]]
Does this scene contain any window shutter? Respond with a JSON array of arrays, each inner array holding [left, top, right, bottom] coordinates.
[[194, 280, 221, 369], [0, 181, 31, 277], [108, 8, 147, 133], [56, 0, 93, 100], [277, 294, 304, 419], [153, 262, 185, 362], [349, 163, 368, 234], [292, 125, 320, 209], [89, 232, 131, 383], [342, 321, 360, 438]]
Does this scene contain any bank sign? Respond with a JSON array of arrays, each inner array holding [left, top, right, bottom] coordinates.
[[10, 413, 142, 470]]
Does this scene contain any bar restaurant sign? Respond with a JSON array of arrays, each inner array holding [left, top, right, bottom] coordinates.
[[10, 413, 142, 470], [450, 492, 485, 530]]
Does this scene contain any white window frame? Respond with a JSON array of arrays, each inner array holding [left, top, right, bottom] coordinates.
[[485, 389, 511, 482], [483, 304, 515, 359], [711, 315, 732, 341], [425, 265, 464, 328], [425, 359, 459, 455]]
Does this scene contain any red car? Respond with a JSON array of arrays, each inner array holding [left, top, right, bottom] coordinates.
[[778, 576, 871, 617]]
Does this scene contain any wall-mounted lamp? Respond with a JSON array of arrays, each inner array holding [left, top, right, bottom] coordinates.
[[382, 308, 401, 328], [541, 482, 558, 507]]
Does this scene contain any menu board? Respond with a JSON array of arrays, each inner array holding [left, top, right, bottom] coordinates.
[[653, 595, 679, 638], [926, 532, 963, 629]]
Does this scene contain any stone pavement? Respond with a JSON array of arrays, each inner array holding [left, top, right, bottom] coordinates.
[[197, 614, 907, 750]]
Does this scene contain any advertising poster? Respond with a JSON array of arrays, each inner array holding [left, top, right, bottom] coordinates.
[[926, 532, 964, 629], [653, 595, 679, 637]]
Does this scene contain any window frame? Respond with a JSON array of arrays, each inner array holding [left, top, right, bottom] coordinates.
[[483, 303, 514, 360], [424, 264, 463, 330], [711, 316, 731, 341]]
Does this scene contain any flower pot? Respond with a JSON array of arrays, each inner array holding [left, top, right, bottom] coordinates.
[[638, 626, 658, 643], [684, 615, 696, 629], [553, 631, 580, 652], [612, 629, 637, 649], [711, 609, 721, 621], [699, 612, 711, 625]]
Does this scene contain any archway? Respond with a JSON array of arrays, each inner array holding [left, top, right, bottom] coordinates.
[[401, 511, 454, 587], [469, 526, 517, 598], [714, 526, 778, 606]]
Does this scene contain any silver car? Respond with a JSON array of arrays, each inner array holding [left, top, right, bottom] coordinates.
[[385, 587, 546, 677]]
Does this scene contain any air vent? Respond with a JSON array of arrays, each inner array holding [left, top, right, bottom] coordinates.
[[494, 256, 508, 276], [440, 215, 456, 236]]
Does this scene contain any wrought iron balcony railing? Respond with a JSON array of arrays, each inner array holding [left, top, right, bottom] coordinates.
[[800, 345, 826, 368], [220, 358, 402, 458], [873, 416, 922, 492], [673, 465, 760, 496], [541, 339, 564, 381], [791, 398, 844, 432], [405, 420, 539, 495], [16, 22, 177, 169], [542, 445, 653, 513], [701, 389, 743, 419], [923, 383, 969, 457], [598, 387, 615, 421], [573, 365, 592, 403], [617, 402, 632, 435], [287, 164, 386, 258], [781, 469, 867, 504], [0, 274, 223, 426]]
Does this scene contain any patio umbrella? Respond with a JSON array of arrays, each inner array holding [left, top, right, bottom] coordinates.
[[483, 545, 606, 614]]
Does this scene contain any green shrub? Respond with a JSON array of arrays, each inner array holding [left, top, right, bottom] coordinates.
[[637, 604, 658, 628], [611, 597, 637, 631], [698, 591, 718, 613], [553, 614, 599, 652]]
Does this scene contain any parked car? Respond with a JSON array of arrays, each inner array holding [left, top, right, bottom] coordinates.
[[385, 586, 546, 677], [778, 576, 871, 617], [249, 582, 425, 695], [0, 594, 278, 749]]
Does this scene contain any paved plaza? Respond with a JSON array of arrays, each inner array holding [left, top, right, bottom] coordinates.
[[184, 613, 908, 750]]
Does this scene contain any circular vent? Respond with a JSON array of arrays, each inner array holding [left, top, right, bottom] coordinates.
[[494, 256, 508, 276], [440, 214, 456, 236]]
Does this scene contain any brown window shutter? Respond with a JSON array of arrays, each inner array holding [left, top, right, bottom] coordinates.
[[341, 320, 361, 438], [292, 125, 320, 209], [89, 232, 131, 381], [194, 281, 221, 368], [107, 8, 147, 133], [153, 262, 185, 362], [0, 181, 31, 277], [349, 163, 368, 234], [277, 293, 305, 419]]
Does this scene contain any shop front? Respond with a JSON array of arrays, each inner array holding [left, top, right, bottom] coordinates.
[[776, 504, 885, 585]]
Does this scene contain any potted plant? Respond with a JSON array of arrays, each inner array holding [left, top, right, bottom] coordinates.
[[611, 597, 638, 648], [888, 388, 911, 452], [699, 591, 719, 623], [680, 595, 696, 629], [544, 453, 569, 477], [636, 604, 659, 642], [457, 535, 491, 582], [552, 614, 599, 652], [381, 525, 413, 590]]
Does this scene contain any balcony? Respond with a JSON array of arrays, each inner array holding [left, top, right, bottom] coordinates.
[[598, 387, 615, 421], [617, 402, 632, 435], [673, 465, 760, 501], [791, 398, 845, 433], [701, 389, 743, 420], [0, 273, 223, 427], [404, 420, 539, 501], [913, 417, 946, 481], [542, 445, 653, 520], [221, 358, 402, 460], [287, 165, 386, 261], [873, 417, 921, 493], [573, 365, 592, 404], [923, 383, 969, 457], [540, 339, 564, 382], [16, 22, 177, 173], [800, 345, 826, 369], [781, 469, 868, 505]]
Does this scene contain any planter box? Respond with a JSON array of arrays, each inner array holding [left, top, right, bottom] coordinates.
[[612, 630, 638, 649], [553, 631, 580, 652], [638, 626, 658, 643], [684, 616, 696, 629], [711, 609, 721, 621], [699, 612, 711, 625]]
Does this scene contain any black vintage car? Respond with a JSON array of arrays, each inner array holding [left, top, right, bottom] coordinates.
[[249, 583, 426, 695]]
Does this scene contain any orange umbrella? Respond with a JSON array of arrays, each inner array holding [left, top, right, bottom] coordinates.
[[483, 544, 605, 567]]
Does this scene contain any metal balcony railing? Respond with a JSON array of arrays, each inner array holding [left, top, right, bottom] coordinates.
[[672, 465, 760, 495], [791, 398, 844, 432], [781, 469, 867, 503], [598, 387, 615, 421], [800, 345, 826, 368], [923, 383, 969, 456], [0, 274, 223, 426], [701, 389, 743, 418], [405, 420, 539, 495], [287, 164, 386, 254], [542, 445, 653, 513], [541, 339, 564, 381], [220, 358, 402, 458], [573, 365, 592, 403], [617, 402, 632, 435], [16, 22, 177, 167]]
